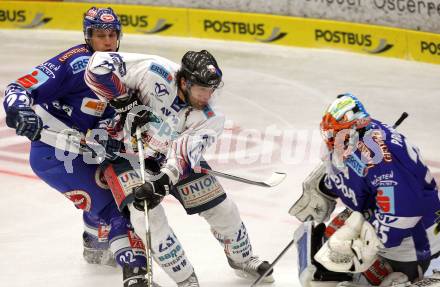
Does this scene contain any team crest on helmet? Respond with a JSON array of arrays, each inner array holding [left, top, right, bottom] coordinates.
[[100, 14, 115, 22], [207, 64, 216, 73]]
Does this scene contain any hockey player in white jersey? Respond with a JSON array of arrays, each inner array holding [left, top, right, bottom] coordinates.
[[84, 50, 274, 286]]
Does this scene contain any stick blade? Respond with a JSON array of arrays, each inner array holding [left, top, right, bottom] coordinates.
[[262, 172, 287, 187]]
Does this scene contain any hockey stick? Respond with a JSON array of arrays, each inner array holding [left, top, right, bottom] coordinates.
[[194, 167, 287, 188], [250, 239, 296, 287], [41, 128, 102, 154], [42, 128, 287, 187], [392, 112, 408, 129], [135, 127, 153, 287]]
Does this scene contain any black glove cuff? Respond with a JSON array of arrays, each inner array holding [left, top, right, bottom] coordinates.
[[110, 97, 141, 113], [5, 106, 32, 128], [133, 184, 164, 211], [5, 107, 19, 128], [157, 173, 171, 189], [319, 176, 338, 198]]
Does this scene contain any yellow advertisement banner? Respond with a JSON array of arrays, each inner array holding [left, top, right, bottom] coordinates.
[[1, 1, 440, 64], [407, 31, 440, 65], [188, 9, 292, 45], [295, 19, 408, 59], [188, 9, 407, 59], [0, 1, 187, 36]]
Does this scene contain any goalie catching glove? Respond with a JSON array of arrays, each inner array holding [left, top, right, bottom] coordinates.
[[289, 163, 337, 223], [314, 211, 383, 273]]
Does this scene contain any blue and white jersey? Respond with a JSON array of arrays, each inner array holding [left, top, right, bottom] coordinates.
[[324, 120, 440, 262], [3, 44, 114, 147]]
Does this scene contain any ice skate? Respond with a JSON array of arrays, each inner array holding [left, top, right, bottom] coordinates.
[[82, 231, 116, 267], [177, 272, 199, 287], [122, 264, 161, 287], [228, 256, 274, 283]]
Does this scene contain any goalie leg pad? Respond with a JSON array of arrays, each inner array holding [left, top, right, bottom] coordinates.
[[294, 221, 353, 287]]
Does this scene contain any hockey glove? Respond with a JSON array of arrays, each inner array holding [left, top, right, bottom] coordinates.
[[6, 106, 43, 141], [289, 163, 337, 223], [133, 172, 171, 211], [103, 137, 123, 161], [96, 136, 122, 162], [81, 129, 123, 162], [314, 212, 382, 273], [109, 90, 153, 135]]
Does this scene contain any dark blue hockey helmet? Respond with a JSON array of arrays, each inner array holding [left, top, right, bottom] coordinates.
[[83, 7, 122, 43]]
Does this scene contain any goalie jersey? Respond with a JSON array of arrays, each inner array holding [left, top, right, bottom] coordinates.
[[323, 120, 440, 262]]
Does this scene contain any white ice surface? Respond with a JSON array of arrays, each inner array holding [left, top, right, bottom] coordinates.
[[1, 29, 440, 287]]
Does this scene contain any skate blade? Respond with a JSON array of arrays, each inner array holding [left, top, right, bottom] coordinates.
[[233, 270, 275, 284], [83, 249, 117, 267]]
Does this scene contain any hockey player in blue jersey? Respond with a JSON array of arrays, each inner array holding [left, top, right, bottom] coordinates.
[[3, 7, 161, 287], [289, 94, 440, 286]]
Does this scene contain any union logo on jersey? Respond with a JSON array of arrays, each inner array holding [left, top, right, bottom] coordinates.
[[176, 175, 225, 209]]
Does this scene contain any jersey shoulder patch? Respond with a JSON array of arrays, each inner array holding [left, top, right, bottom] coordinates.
[[57, 44, 90, 63], [203, 105, 215, 118], [149, 62, 173, 83], [16, 68, 51, 91], [69, 55, 90, 74]]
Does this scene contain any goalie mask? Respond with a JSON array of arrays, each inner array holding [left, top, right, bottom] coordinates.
[[320, 93, 371, 153]]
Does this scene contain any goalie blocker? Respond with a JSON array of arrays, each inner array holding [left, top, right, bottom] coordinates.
[[289, 163, 337, 223]]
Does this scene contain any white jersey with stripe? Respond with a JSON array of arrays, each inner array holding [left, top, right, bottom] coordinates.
[[85, 51, 225, 180]]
